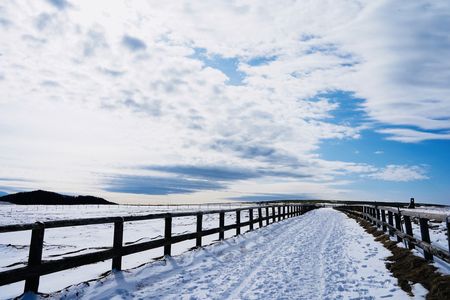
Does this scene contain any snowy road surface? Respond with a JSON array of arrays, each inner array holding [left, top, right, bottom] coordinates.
[[50, 208, 418, 299]]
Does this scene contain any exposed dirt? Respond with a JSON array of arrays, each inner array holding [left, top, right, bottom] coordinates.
[[338, 209, 450, 300]]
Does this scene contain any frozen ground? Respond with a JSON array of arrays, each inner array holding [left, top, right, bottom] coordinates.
[[44, 208, 419, 299]]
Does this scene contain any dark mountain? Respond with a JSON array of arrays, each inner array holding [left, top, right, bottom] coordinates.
[[0, 190, 116, 205]]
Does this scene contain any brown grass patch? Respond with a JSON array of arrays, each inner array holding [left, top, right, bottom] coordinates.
[[339, 210, 450, 300]]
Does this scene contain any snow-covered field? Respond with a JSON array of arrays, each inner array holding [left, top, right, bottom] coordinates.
[[0, 204, 447, 299], [46, 208, 420, 299], [406, 206, 450, 251], [0, 203, 252, 299]]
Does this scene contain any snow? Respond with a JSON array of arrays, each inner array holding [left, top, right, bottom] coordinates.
[[387, 206, 450, 275], [41, 208, 414, 299], [402, 206, 450, 216], [0, 204, 249, 299]]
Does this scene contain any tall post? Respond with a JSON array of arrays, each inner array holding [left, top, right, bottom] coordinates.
[[277, 206, 281, 221], [249, 209, 254, 231], [419, 218, 433, 261], [164, 214, 172, 256], [219, 212, 225, 240], [24, 222, 45, 293], [409, 197, 415, 209], [196, 212, 203, 247], [112, 217, 124, 271], [265, 207, 270, 225]]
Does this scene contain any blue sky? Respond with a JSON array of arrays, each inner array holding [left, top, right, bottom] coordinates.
[[0, 0, 449, 204]]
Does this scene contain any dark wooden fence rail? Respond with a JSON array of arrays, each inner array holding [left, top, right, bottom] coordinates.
[[338, 205, 450, 264], [0, 204, 317, 294]]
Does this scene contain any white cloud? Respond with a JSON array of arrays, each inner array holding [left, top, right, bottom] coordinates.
[[367, 165, 428, 182], [378, 128, 450, 143], [329, 1, 450, 139]]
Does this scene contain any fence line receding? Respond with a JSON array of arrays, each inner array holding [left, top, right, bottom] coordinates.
[[0, 204, 317, 294]]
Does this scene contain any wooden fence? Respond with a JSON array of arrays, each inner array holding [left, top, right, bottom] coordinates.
[[0, 204, 317, 294], [338, 205, 450, 264]]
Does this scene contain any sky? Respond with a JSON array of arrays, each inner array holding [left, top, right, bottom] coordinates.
[[0, 0, 449, 204]]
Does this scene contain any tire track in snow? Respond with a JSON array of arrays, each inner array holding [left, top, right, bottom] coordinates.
[[225, 214, 320, 299], [317, 213, 337, 299], [236, 209, 336, 299]]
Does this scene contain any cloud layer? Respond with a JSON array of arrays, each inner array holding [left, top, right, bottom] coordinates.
[[0, 0, 446, 203]]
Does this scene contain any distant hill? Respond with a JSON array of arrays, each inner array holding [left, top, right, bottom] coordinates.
[[0, 191, 8, 197], [0, 190, 116, 205]]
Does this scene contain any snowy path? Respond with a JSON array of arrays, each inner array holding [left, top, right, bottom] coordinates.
[[52, 208, 416, 300]]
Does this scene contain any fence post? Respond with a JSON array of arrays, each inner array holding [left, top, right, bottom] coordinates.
[[219, 212, 225, 240], [112, 217, 124, 271], [24, 222, 45, 293], [403, 215, 414, 250], [272, 206, 276, 223], [447, 216, 450, 253], [381, 210, 387, 232], [376, 208, 381, 229], [277, 206, 281, 221], [248, 209, 253, 231], [388, 211, 394, 236], [196, 212, 203, 247], [265, 207, 269, 225], [394, 213, 402, 242], [283, 205, 286, 219], [258, 207, 263, 228], [164, 214, 172, 256], [236, 210, 241, 235], [419, 218, 433, 261]]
